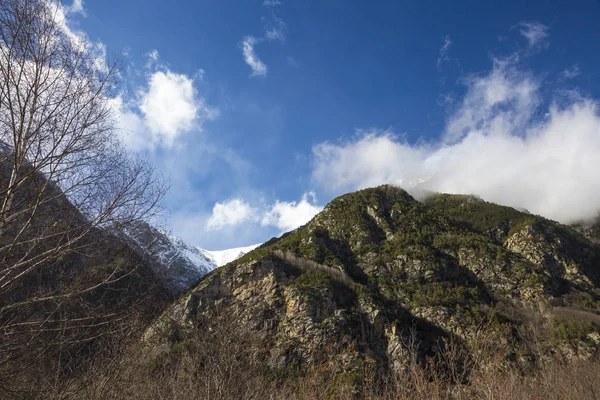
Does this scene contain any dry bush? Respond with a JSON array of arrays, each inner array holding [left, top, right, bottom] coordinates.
[[67, 313, 600, 400], [77, 339, 600, 400], [73, 313, 278, 400]]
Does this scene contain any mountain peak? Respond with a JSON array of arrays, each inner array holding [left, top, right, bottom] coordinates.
[[119, 221, 215, 295], [119, 221, 263, 294], [145, 187, 600, 384]]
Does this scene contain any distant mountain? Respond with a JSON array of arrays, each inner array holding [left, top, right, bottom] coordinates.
[[120, 221, 261, 295], [119, 221, 214, 295]]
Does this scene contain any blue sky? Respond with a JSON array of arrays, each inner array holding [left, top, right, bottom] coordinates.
[[65, 0, 600, 249]]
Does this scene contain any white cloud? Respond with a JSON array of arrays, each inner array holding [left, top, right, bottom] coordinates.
[[47, 0, 175, 150], [145, 49, 160, 68], [90, 41, 109, 75], [207, 198, 257, 230], [241, 36, 267, 77], [205, 193, 323, 234], [437, 35, 452, 69], [263, 0, 282, 6], [262, 193, 323, 232], [240, 12, 287, 77], [46, 1, 84, 49], [562, 64, 581, 79], [44, 1, 109, 73], [111, 53, 218, 150], [147, 49, 159, 61], [139, 71, 202, 144], [265, 16, 287, 42], [312, 56, 600, 224], [444, 56, 539, 142], [109, 96, 147, 149], [67, 0, 85, 15], [515, 21, 549, 48]]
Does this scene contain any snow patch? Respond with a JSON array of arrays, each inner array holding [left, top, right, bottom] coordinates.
[[201, 243, 262, 267]]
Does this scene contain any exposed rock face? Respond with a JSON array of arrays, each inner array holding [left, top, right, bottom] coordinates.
[[573, 215, 600, 244], [144, 186, 600, 376]]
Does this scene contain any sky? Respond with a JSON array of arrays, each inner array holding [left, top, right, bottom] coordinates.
[[62, 0, 600, 250]]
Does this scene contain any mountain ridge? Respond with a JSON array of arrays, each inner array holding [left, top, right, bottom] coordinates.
[[142, 185, 600, 391], [119, 221, 262, 295]]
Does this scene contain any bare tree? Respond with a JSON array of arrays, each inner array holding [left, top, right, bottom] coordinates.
[[0, 0, 167, 392]]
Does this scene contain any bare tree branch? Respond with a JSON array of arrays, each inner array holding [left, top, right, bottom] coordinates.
[[0, 0, 168, 392]]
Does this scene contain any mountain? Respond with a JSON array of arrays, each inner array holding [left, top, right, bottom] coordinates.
[[141, 185, 600, 394], [119, 221, 215, 295], [119, 221, 261, 295], [0, 154, 173, 396]]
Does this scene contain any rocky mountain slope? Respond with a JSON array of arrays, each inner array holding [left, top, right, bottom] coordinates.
[[120, 221, 261, 295], [120, 221, 216, 295], [144, 185, 600, 385], [573, 215, 600, 244]]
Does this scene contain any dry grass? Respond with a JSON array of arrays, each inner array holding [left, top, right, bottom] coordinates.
[[69, 349, 600, 400], [3, 295, 600, 399], [58, 319, 600, 400]]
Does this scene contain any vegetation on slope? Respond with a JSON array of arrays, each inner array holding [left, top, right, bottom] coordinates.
[[132, 185, 600, 400]]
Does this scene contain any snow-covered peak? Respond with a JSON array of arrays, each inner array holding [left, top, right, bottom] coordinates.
[[119, 221, 215, 295], [118, 221, 262, 294], [200, 243, 261, 267]]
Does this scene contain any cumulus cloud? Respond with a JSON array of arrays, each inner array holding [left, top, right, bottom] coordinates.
[[140, 71, 201, 143], [262, 193, 323, 232], [444, 56, 539, 142], [242, 36, 268, 77], [437, 35, 452, 69], [207, 198, 257, 230], [263, 0, 282, 6], [205, 193, 323, 233], [112, 51, 218, 149], [514, 21, 549, 48], [47, 3, 212, 150], [312, 56, 600, 224]]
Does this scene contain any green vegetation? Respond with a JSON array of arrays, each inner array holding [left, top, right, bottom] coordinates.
[[165, 184, 600, 400], [395, 281, 485, 308], [288, 270, 333, 291], [425, 193, 541, 238], [551, 319, 597, 344], [580, 298, 600, 310]]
